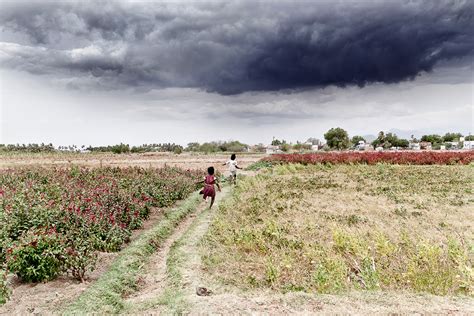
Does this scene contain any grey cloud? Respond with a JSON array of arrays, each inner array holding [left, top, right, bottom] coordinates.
[[0, 0, 473, 95]]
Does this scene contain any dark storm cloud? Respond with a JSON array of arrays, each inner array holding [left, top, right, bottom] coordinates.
[[0, 0, 473, 94]]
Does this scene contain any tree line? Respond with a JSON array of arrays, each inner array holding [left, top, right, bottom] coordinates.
[[88, 141, 250, 154], [322, 128, 472, 150], [0, 141, 250, 154], [0, 143, 56, 153], [1, 131, 471, 154]]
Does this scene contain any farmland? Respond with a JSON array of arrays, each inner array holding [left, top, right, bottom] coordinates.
[[264, 151, 474, 165], [0, 151, 264, 172], [0, 151, 473, 314], [0, 165, 202, 302], [204, 163, 473, 297]]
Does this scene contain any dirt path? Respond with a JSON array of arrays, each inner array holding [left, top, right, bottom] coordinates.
[[124, 201, 209, 306], [123, 186, 232, 312]]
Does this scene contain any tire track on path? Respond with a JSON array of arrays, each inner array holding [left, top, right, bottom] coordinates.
[[123, 186, 232, 313]]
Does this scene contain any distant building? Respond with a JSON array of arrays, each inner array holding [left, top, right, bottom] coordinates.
[[409, 142, 421, 150], [445, 141, 460, 149], [355, 141, 370, 151], [265, 145, 280, 154], [463, 141, 474, 150], [306, 138, 322, 146], [440, 145, 446, 150], [419, 141, 432, 150], [375, 146, 384, 152], [250, 144, 266, 153]]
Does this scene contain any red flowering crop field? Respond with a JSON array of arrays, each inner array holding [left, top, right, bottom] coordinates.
[[264, 151, 474, 165], [0, 166, 201, 290]]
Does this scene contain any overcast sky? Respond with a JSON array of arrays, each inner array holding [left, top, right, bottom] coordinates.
[[0, 0, 473, 146]]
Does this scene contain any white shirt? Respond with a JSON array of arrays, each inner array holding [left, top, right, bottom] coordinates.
[[226, 160, 238, 172]]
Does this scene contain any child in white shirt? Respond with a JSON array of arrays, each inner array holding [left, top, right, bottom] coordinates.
[[224, 153, 242, 184]]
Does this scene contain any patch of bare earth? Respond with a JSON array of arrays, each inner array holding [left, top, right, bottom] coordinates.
[[179, 276, 474, 315], [0, 204, 169, 315], [184, 290, 473, 314]]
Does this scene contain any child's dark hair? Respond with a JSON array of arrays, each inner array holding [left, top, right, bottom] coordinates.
[[207, 166, 215, 175], [231, 153, 236, 160]]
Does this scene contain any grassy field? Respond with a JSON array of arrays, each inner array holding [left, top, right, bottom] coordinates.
[[204, 164, 473, 296]]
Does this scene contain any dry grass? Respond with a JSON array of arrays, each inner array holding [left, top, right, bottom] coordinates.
[[0, 152, 265, 173], [203, 164, 474, 296]]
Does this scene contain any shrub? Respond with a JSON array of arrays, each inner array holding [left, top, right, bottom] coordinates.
[[173, 147, 183, 154], [246, 161, 274, 171], [92, 224, 131, 252], [64, 228, 97, 282], [6, 228, 65, 282], [0, 267, 9, 304]]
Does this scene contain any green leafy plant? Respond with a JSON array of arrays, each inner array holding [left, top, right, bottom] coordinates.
[[0, 266, 10, 304], [6, 228, 65, 282], [63, 228, 98, 282]]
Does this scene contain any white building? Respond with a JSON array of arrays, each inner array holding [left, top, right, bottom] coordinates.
[[409, 142, 421, 150], [306, 138, 322, 146], [463, 141, 474, 150], [265, 145, 280, 154], [445, 141, 460, 149], [355, 141, 366, 151]]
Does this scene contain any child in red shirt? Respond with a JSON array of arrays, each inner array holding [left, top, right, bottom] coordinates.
[[198, 166, 221, 208]]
